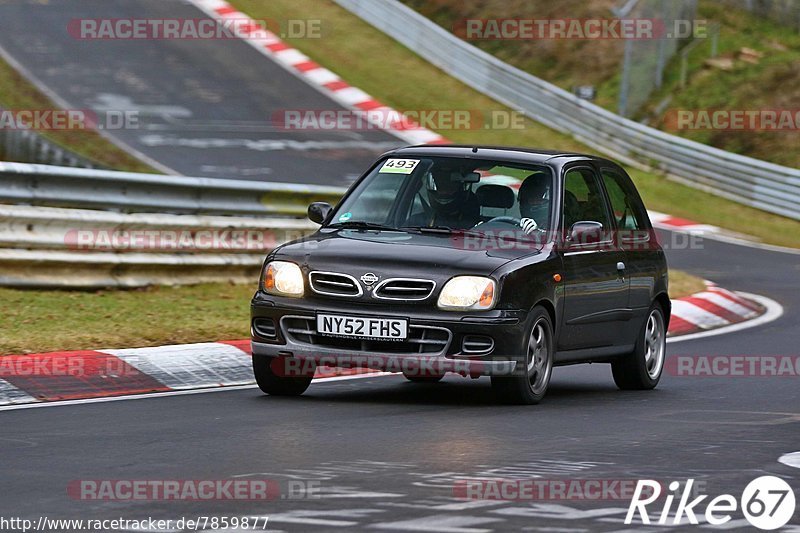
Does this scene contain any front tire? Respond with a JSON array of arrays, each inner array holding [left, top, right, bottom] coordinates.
[[612, 303, 666, 390], [491, 307, 554, 405], [253, 355, 314, 396]]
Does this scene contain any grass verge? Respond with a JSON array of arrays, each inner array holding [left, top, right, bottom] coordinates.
[[669, 270, 708, 300], [0, 283, 255, 355], [230, 0, 799, 248], [0, 54, 155, 172], [0, 272, 704, 355]]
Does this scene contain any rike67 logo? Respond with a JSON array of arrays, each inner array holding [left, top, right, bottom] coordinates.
[[626, 477, 796, 530]]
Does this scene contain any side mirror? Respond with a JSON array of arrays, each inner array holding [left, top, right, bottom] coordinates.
[[568, 221, 604, 245], [308, 202, 332, 225]]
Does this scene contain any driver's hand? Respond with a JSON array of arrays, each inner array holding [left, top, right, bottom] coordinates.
[[520, 218, 539, 234]]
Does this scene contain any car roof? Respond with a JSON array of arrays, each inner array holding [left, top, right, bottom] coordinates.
[[385, 144, 617, 167]]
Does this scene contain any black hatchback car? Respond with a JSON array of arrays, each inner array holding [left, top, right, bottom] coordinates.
[[251, 146, 670, 404]]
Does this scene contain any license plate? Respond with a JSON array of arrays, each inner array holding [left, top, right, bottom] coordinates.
[[316, 314, 407, 341]]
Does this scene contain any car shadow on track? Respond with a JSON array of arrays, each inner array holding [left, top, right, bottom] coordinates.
[[250, 373, 660, 408]]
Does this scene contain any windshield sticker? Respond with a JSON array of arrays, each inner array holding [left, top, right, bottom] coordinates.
[[338, 212, 353, 222], [379, 158, 420, 174]]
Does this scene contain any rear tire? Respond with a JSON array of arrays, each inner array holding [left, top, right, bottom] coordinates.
[[612, 303, 666, 390], [491, 307, 554, 405], [253, 355, 314, 396]]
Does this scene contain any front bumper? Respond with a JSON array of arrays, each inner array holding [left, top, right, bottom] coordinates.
[[251, 293, 528, 377]]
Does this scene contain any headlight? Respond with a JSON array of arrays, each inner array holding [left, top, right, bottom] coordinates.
[[437, 276, 496, 311], [264, 261, 304, 297]]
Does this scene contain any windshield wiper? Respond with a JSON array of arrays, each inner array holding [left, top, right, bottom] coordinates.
[[403, 225, 544, 244], [327, 221, 403, 232], [402, 225, 486, 237], [400, 225, 454, 235]]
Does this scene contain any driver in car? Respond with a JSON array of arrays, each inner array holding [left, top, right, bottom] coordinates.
[[419, 167, 481, 228], [518, 172, 551, 234]]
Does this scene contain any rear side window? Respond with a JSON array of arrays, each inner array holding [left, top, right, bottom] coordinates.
[[600, 168, 648, 231], [563, 168, 612, 230]]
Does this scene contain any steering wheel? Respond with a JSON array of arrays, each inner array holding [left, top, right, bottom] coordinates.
[[483, 216, 521, 226], [480, 216, 543, 235]]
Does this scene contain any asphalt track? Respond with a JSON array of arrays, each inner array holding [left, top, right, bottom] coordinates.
[[1, 230, 798, 532], [0, 1, 798, 530], [0, 0, 402, 184]]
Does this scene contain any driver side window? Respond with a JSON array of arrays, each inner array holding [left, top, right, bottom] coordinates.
[[563, 168, 612, 231]]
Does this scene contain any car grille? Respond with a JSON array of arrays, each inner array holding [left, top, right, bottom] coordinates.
[[374, 278, 436, 301], [309, 271, 362, 297], [281, 316, 451, 355]]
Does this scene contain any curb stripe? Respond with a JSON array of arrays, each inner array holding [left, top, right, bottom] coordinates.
[[659, 216, 697, 227], [0, 378, 39, 404], [671, 300, 730, 329], [217, 339, 252, 353], [692, 291, 757, 318], [323, 80, 350, 91], [187, 0, 448, 145], [648, 210, 720, 235], [682, 296, 748, 324], [0, 351, 167, 401], [100, 342, 254, 390], [294, 60, 320, 73], [706, 286, 763, 313], [667, 315, 698, 336], [355, 99, 384, 111]]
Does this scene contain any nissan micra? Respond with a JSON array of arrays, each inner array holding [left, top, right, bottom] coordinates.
[[251, 146, 670, 404]]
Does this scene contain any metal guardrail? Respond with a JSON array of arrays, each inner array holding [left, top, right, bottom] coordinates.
[[335, 0, 800, 221], [0, 115, 103, 169], [0, 161, 346, 216], [0, 204, 317, 253], [0, 162, 347, 287], [0, 205, 319, 288]]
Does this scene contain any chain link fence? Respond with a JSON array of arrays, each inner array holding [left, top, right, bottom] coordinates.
[[615, 0, 699, 117]]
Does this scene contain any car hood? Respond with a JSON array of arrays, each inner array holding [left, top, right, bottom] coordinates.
[[273, 229, 544, 278]]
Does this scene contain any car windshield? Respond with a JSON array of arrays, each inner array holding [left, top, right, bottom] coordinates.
[[328, 156, 554, 239]]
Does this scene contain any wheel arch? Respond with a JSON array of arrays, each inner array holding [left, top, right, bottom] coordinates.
[[532, 298, 557, 332], [654, 291, 671, 328]]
